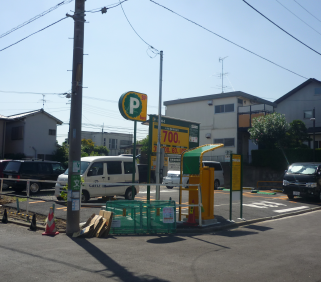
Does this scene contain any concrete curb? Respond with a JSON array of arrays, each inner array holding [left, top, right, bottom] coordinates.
[[175, 206, 321, 234]]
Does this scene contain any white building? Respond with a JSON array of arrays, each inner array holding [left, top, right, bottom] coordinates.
[[81, 131, 133, 156], [164, 91, 275, 162], [0, 109, 63, 159]]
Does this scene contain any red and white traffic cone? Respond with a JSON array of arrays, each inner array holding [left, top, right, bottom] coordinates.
[[184, 200, 197, 226], [42, 207, 59, 236]]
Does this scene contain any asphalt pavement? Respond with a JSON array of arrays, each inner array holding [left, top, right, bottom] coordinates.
[[1, 210, 321, 281]]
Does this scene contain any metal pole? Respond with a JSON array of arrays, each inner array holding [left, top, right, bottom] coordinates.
[[198, 184, 202, 227], [26, 180, 30, 215], [66, 0, 85, 235], [156, 51, 163, 200], [0, 178, 3, 197], [313, 108, 316, 162], [132, 121, 137, 200]]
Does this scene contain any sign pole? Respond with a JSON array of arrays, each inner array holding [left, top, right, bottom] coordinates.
[[156, 50, 163, 201], [229, 154, 233, 221], [132, 121, 137, 200], [147, 117, 153, 201]]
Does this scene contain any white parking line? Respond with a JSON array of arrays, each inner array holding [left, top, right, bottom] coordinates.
[[273, 206, 309, 213], [139, 190, 176, 194]]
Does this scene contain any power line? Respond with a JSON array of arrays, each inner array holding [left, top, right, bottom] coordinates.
[[0, 0, 73, 39], [242, 0, 321, 56], [149, 0, 308, 80], [119, 0, 159, 58], [293, 0, 321, 24], [276, 0, 321, 36], [0, 17, 68, 52], [86, 0, 128, 13]]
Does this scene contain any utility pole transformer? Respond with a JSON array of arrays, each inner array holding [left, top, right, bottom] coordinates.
[[66, 0, 85, 235]]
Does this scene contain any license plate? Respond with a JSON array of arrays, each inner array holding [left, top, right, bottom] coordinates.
[[293, 191, 300, 196]]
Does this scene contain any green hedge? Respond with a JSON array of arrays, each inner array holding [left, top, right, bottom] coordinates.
[[251, 149, 321, 171]]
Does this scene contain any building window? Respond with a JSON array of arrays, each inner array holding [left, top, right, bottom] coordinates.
[[238, 99, 243, 104], [49, 129, 56, 136], [11, 126, 23, 140], [304, 110, 313, 119], [315, 88, 321, 95], [103, 138, 106, 146], [214, 138, 235, 147], [215, 103, 234, 114], [109, 139, 118, 149]]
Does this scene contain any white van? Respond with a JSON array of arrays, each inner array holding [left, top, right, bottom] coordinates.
[[54, 156, 139, 202], [202, 161, 225, 189]]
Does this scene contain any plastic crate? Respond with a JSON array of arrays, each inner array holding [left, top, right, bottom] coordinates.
[[106, 200, 176, 235]]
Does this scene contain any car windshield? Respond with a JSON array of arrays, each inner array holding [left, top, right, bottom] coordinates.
[[3, 161, 21, 173], [288, 164, 319, 175], [64, 161, 90, 175], [168, 173, 180, 178]]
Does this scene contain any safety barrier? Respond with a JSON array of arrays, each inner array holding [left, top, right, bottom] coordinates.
[[1, 178, 204, 227], [256, 181, 283, 190]]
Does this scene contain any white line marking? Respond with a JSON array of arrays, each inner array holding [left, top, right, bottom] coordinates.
[[273, 206, 309, 213], [139, 190, 176, 194]]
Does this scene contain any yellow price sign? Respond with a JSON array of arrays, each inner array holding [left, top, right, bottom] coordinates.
[[231, 155, 241, 191], [152, 123, 189, 155]]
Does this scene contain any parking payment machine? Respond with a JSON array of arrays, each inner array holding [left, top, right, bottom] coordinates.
[[179, 144, 224, 223]]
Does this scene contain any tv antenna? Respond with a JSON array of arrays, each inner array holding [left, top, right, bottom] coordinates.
[[219, 56, 228, 93]]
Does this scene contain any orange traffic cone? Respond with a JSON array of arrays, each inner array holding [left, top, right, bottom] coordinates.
[[184, 200, 197, 226], [42, 207, 59, 236]]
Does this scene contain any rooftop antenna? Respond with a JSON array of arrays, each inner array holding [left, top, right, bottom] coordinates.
[[39, 94, 46, 109], [219, 56, 228, 93]]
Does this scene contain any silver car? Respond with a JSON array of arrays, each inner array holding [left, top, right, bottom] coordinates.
[[162, 170, 189, 189]]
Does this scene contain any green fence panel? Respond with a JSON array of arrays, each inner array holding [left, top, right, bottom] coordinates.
[[106, 200, 176, 235]]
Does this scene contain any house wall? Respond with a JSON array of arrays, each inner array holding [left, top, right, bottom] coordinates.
[[5, 120, 25, 155], [24, 114, 58, 158], [275, 81, 321, 129], [0, 120, 5, 158]]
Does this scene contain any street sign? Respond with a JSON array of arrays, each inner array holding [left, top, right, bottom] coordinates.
[[150, 115, 199, 155], [118, 91, 147, 121]]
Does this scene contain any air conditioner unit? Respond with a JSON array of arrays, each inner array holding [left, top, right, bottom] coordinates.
[[205, 133, 211, 139], [207, 100, 213, 105]]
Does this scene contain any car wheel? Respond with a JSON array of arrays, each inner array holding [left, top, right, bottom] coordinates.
[[125, 187, 135, 200], [81, 190, 90, 203], [30, 183, 41, 194], [166, 186, 173, 189], [214, 180, 220, 190], [287, 194, 294, 200]]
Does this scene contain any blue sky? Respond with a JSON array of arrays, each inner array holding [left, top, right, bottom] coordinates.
[[1, 0, 320, 144]]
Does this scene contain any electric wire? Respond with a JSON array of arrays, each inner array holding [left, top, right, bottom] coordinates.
[[0, 17, 68, 52], [293, 0, 321, 24], [119, 0, 159, 57], [276, 0, 321, 36], [242, 0, 321, 56], [86, 0, 128, 13], [149, 0, 308, 79], [0, 0, 73, 39]]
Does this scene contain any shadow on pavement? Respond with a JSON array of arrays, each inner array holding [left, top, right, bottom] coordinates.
[[243, 225, 273, 232], [70, 237, 169, 282], [146, 236, 186, 244]]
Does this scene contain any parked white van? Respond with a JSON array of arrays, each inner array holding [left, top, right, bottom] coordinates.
[[54, 156, 139, 202], [202, 161, 225, 189]]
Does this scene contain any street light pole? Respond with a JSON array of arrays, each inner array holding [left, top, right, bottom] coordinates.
[[66, 0, 85, 235], [156, 51, 163, 200]]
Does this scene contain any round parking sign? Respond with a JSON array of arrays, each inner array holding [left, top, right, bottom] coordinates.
[[118, 91, 147, 121]]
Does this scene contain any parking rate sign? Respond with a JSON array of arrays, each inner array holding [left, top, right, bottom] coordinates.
[[119, 91, 147, 121]]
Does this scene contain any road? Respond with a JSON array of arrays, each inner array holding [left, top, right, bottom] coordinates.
[[1, 210, 321, 281]]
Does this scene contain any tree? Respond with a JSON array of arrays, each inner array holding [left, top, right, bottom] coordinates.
[[138, 135, 149, 153], [282, 120, 310, 148], [248, 113, 289, 149]]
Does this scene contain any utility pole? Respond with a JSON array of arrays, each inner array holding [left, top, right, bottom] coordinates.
[[312, 108, 316, 161], [219, 56, 228, 93], [156, 51, 163, 200], [66, 0, 85, 235]]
